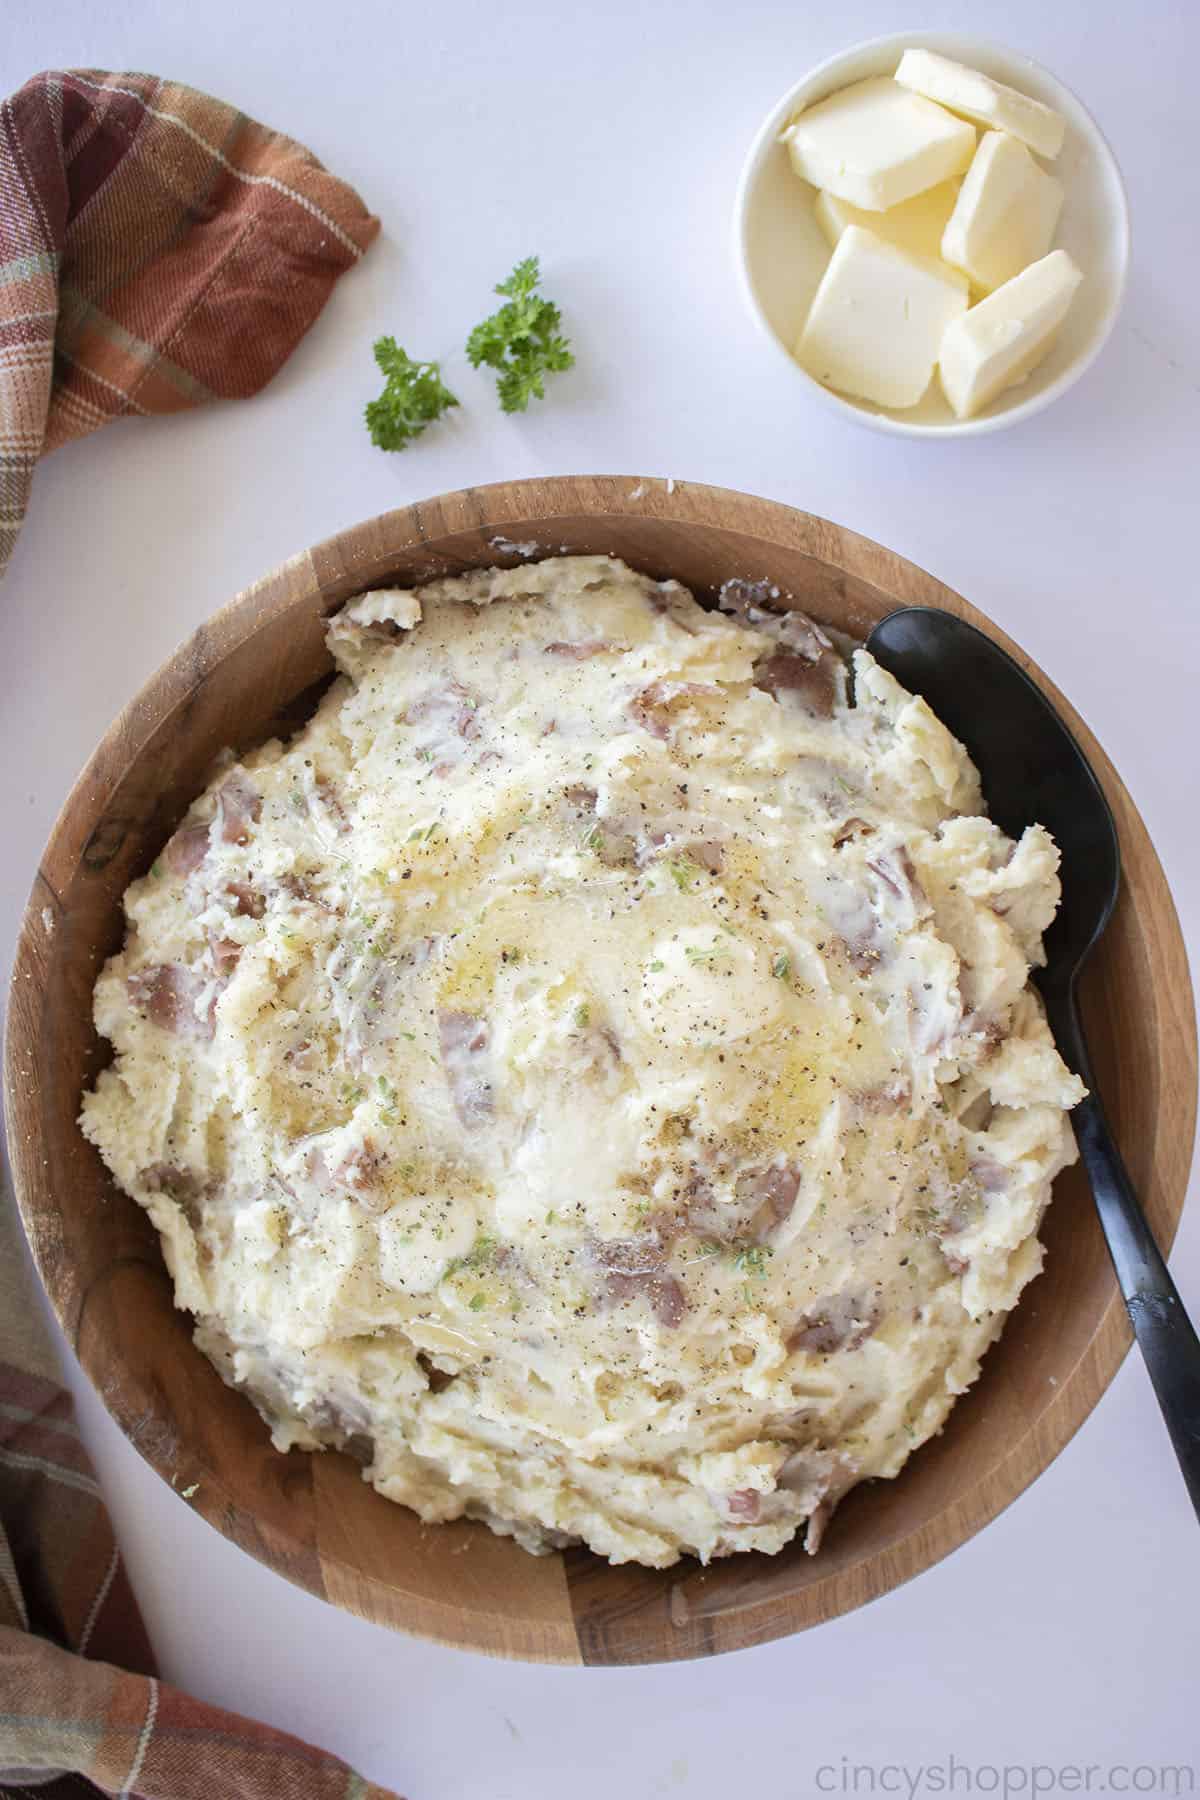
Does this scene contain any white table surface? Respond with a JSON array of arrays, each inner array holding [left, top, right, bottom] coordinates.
[[3, 0, 1199, 1792]]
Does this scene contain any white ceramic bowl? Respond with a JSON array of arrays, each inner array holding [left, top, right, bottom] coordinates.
[[733, 31, 1130, 437]]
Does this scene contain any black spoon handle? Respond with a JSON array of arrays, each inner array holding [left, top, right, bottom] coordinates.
[[1049, 990, 1200, 1520]]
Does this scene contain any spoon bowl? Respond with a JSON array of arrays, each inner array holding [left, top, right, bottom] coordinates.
[[868, 605, 1200, 1519], [865, 607, 1120, 972]]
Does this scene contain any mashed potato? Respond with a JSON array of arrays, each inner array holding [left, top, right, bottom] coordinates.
[[81, 555, 1084, 1566]]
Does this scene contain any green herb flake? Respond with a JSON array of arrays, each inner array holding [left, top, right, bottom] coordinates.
[[772, 952, 791, 981], [365, 337, 459, 451], [574, 1002, 591, 1029], [469, 1292, 487, 1312], [668, 858, 698, 892], [447, 1233, 497, 1279], [466, 256, 575, 414], [684, 940, 731, 967], [734, 1244, 774, 1279], [150, 860, 164, 880]]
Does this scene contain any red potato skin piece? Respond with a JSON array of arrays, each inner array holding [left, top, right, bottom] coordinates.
[[215, 770, 262, 845], [788, 1292, 880, 1355], [544, 639, 619, 659], [590, 1235, 687, 1327], [437, 1010, 494, 1127], [126, 963, 217, 1040]]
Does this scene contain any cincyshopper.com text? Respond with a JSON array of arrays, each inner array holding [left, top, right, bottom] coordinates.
[[813, 1759, 1195, 1798]]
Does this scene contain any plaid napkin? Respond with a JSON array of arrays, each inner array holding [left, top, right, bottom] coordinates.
[[0, 68, 380, 580], [0, 1186, 401, 1798], [0, 66, 396, 1798]]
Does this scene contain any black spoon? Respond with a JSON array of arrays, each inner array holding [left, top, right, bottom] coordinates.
[[866, 605, 1200, 1520]]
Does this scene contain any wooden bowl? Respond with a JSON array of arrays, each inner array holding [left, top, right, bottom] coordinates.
[[5, 477, 1195, 1665]]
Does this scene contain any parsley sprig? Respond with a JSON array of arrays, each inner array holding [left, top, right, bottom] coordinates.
[[365, 337, 459, 451], [365, 257, 573, 451], [466, 257, 574, 414]]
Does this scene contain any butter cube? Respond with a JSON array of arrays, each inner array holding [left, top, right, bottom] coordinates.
[[784, 77, 976, 212], [814, 179, 961, 263], [797, 224, 969, 410], [939, 249, 1083, 418], [896, 49, 1066, 160], [942, 131, 1063, 292]]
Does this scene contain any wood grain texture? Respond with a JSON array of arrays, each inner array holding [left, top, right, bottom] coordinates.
[[4, 476, 1195, 1665]]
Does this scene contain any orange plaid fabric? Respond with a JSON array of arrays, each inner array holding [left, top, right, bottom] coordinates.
[[0, 68, 380, 579]]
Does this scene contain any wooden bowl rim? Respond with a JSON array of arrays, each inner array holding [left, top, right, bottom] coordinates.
[[5, 474, 1196, 1664]]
